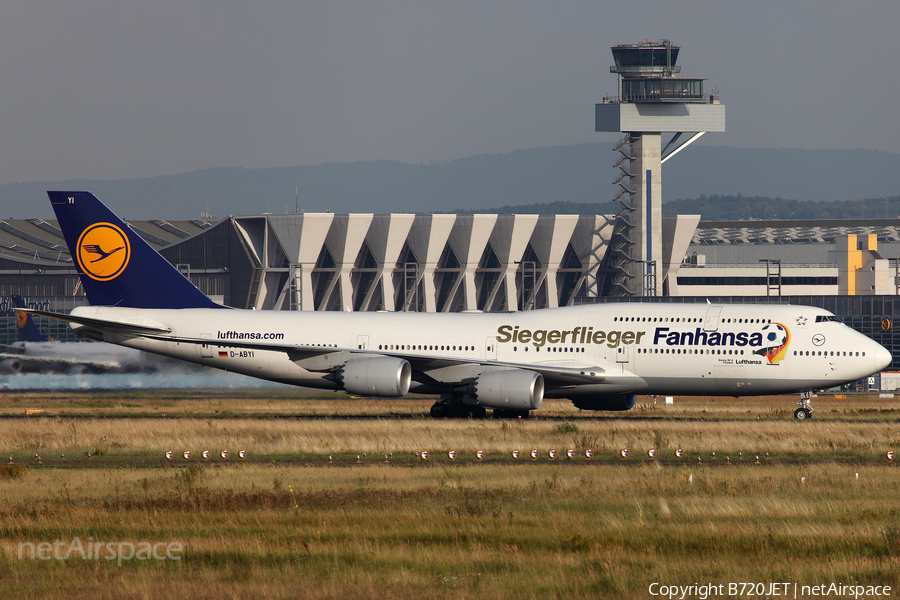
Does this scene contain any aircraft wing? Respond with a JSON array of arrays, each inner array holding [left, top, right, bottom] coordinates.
[[21, 309, 606, 386], [371, 353, 605, 385]]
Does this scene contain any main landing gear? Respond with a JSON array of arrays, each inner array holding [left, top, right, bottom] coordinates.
[[429, 399, 487, 419], [794, 391, 814, 420]]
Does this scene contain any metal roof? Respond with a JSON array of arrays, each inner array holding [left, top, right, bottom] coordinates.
[[0, 218, 214, 266]]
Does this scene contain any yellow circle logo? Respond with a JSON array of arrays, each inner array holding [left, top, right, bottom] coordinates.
[[76, 223, 131, 281], [16, 311, 27, 328]]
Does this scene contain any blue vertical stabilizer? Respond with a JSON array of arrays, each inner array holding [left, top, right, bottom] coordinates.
[[48, 191, 223, 309], [11, 295, 48, 342]]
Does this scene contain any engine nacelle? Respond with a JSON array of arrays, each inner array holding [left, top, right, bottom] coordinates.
[[0, 359, 22, 374], [572, 393, 636, 412], [338, 356, 411, 397], [468, 369, 543, 411]]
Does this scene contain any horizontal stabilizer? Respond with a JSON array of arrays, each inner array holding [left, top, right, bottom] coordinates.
[[19, 309, 172, 336]]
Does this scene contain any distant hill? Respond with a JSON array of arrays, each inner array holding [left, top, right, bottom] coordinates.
[[663, 195, 900, 221], [451, 200, 620, 215], [1, 143, 899, 220]]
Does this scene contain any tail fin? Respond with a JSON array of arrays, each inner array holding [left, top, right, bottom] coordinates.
[[11, 295, 48, 342], [48, 191, 222, 309]]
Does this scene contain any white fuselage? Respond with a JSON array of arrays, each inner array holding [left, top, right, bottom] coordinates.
[[68, 302, 891, 399]]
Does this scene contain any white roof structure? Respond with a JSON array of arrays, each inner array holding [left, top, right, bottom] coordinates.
[[229, 212, 622, 312]]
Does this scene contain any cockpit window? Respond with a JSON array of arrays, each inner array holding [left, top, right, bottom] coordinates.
[[815, 315, 841, 323]]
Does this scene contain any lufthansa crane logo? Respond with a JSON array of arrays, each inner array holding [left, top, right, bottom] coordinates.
[[76, 223, 130, 281]]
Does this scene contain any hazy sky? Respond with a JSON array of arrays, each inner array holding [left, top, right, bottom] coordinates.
[[1, 1, 897, 186]]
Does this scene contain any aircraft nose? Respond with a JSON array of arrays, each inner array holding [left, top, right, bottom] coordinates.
[[874, 343, 893, 372]]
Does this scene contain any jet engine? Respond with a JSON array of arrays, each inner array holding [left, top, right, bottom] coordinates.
[[571, 393, 636, 411], [337, 356, 411, 397], [468, 369, 543, 411], [0, 359, 22, 374]]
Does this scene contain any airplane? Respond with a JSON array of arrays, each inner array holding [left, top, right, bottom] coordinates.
[[21, 191, 892, 420], [0, 295, 198, 375]]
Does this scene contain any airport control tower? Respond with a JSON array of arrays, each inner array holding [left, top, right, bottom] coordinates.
[[596, 40, 724, 296]]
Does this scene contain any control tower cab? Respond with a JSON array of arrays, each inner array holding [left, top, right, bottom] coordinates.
[[596, 40, 724, 297]]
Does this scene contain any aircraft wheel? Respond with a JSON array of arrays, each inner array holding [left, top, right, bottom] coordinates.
[[794, 407, 812, 420], [469, 406, 487, 419], [448, 404, 469, 419], [430, 401, 448, 419]]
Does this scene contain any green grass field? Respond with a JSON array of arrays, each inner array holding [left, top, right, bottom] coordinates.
[[0, 392, 899, 599]]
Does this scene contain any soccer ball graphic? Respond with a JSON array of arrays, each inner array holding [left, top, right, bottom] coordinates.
[[761, 323, 788, 348]]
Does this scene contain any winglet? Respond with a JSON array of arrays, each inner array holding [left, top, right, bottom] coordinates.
[[48, 191, 222, 309]]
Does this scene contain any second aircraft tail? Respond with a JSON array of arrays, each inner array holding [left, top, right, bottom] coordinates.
[[11, 295, 48, 342]]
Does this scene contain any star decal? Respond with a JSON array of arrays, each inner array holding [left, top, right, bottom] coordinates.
[[795, 316, 807, 326]]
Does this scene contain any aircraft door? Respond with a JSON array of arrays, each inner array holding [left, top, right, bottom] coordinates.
[[485, 337, 497, 361], [704, 306, 722, 332], [356, 335, 369, 350], [616, 344, 631, 364], [199, 333, 213, 358]]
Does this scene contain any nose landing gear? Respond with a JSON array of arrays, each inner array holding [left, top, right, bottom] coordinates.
[[794, 391, 814, 420]]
